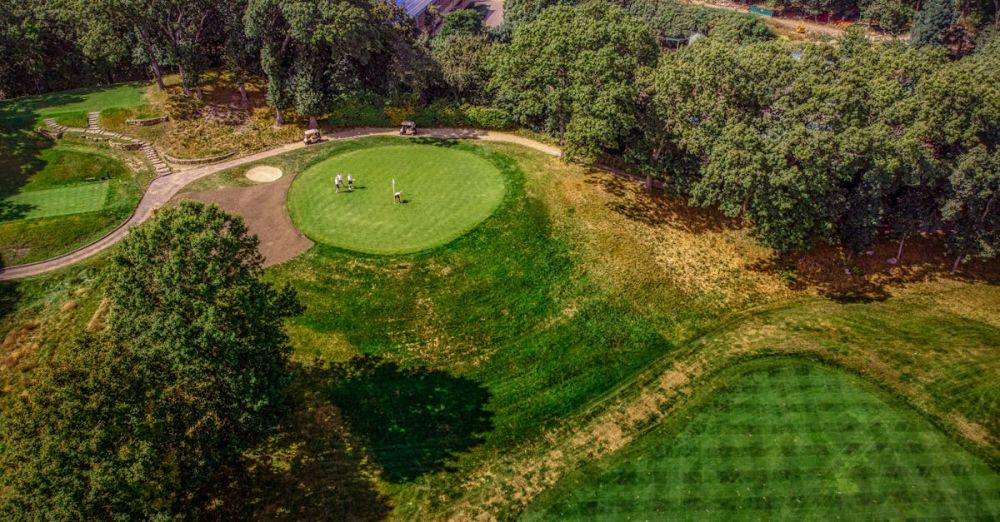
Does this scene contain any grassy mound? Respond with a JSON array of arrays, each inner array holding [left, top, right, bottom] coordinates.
[[287, 141, 506, 255], [523, 359, 1000, 520]]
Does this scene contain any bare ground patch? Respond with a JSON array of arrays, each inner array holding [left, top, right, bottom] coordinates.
[[173, 174, 312, 267]]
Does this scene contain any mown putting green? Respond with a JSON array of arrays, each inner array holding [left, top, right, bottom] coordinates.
[[288, 142, 505, 255], [524, 359, 1000, 521]]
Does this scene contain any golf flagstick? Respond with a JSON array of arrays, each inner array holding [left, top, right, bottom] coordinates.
[[392, 178, 395, 203]]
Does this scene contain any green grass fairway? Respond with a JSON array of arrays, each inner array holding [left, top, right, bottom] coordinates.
[[0, 83, 146, 127], [288, 142, 506, 254], [1, 182, 110, 221], [524, 359, 1000, 521]]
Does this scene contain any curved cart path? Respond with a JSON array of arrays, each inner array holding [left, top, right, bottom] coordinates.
[[0, 128, 560, 280]]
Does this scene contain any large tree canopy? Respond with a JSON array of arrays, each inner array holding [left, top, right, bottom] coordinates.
[[489, 0, 658, 161], [246, 0, 426, 127], [0, 202, 301, 518]]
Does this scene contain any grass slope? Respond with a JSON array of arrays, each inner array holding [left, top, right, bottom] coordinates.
[[18, 83, 145, 126], [0, 84, 150, 266], [523, 359, 1000, 520], [288, 142, 506, 254]]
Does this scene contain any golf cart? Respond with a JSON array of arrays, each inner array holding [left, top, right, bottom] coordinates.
[[400, 120, 417, 135], [304, 128, 322, 145]]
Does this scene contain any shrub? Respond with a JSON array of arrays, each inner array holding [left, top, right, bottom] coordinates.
[[411, 101, 469, 127], [384, 105, 415, 126], [464, 106, 513, 129], [328, 96, 390, 127]]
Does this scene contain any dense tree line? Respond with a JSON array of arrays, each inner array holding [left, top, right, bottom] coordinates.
[[485, 3, 999, 267]]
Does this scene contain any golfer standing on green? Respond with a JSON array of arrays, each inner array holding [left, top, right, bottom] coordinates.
[[335, 174, 343, 193]]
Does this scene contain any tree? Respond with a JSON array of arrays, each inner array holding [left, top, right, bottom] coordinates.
[[433, 33, 494, 102], [709, 12, 776, 44], [0, 202, 301, 518], [942, 147, 1000, 271], [860, 0, 914, 36], [489, 0, 658, 161], [438, 8, 484, 40], [220, 0, 259, 107], [497, 0, 574, 38], [246, 0, 422, 127], [912, 0, 957, 46]]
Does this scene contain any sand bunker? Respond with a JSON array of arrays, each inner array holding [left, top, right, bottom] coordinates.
[[246, 165, 283, 183]]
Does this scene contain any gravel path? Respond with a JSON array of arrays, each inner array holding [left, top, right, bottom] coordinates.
[[0, 128, 560, 280]]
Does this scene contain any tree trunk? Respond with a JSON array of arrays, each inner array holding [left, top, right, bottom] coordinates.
[[308, 116, 318, 129], [558, 123, 566, 160], [895, 234, 906, 262], [951, 254, 963, 274], [275, 110, 285, 127], [646, 174, 654, 193], [178, 65, 191, 96], [238, 81, 249, 108], [137, 29, 166, 90]]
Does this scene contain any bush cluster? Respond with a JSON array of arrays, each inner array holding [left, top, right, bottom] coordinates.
[[328, 97, 513, 130]]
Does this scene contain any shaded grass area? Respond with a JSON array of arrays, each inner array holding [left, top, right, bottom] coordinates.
[[2, 83, 145, 128], [288, 142, 506, 254], [327, 355, 494, 482], [523, 359, 1000, 520]]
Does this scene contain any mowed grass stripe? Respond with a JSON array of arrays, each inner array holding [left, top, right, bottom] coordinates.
[[288, 142, 505, 255], [523, 360, 1000, 521], [2, 182, 110, 221]]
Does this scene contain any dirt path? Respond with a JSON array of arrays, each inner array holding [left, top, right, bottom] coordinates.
[[0, 128, 560, 280]]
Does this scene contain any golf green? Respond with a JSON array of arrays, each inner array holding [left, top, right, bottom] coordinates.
[[523, 359, 1000, 520], [288, 142, 506, 255]]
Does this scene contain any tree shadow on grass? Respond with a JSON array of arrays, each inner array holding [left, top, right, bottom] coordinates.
[[0, 92, 86, 201], [327, 355, 494, 483], [195, 369, 392, 521], [584, 172, 740, 233], [751, 232, 1000, 303]]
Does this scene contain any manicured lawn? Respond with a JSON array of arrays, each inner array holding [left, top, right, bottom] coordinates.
[[523, 359, 1000, 521], [287, 142, 506, 254], [1, 182, 110, 220]]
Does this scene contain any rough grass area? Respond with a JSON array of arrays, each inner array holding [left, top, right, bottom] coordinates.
[[523, 359, 1000, 520], [288, 142, 506, 254], [98, 73, 303, 160]]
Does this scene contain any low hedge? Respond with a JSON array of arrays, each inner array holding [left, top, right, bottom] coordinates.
[[328, 97, 512, 130]]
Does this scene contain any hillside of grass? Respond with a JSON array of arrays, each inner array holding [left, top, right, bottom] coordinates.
[[0, 135, 997, 520]]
